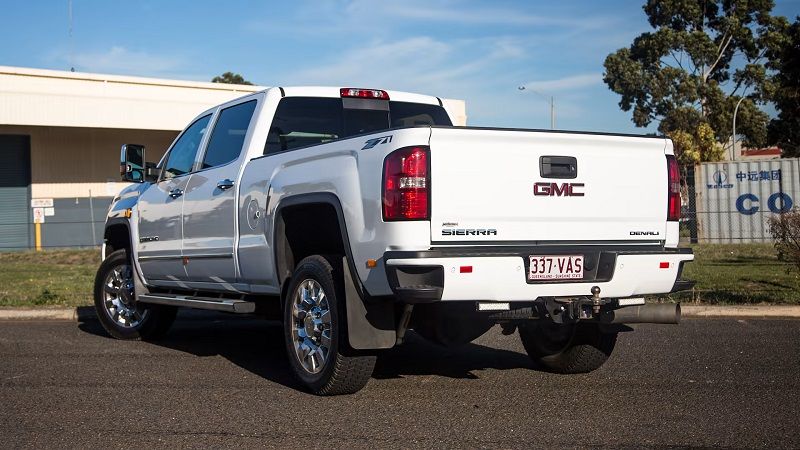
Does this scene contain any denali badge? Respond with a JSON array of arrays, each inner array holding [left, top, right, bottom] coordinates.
[[534, 182, 584, 197], [630, 231, 660, 236], [442, 229, 498, 236]]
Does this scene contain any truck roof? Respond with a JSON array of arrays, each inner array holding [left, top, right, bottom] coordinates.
[[277, 86, 442, 106]]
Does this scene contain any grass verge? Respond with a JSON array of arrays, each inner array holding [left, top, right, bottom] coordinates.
[[0, 244, 797, 307], [666, 243, 799, 304], [0, 249, 99, 308]]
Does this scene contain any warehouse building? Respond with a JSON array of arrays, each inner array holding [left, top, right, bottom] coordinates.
[[0, 66, 467, 250]]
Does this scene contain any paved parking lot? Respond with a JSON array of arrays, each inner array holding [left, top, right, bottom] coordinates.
[[1, 314, 798, 448]]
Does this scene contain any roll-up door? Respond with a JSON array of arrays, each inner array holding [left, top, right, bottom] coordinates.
[[0, 135, 32, 250]]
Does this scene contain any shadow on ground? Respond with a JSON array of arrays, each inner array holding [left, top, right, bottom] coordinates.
[[78, 310, 535, 391]]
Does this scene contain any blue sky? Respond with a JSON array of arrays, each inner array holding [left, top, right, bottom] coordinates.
[[1, 0, 798, 133]]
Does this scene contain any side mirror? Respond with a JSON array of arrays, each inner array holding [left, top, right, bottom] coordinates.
[[120, 144, 150, 182]]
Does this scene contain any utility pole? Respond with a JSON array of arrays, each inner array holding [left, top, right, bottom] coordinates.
[[518, 86, 555, 129], [731, 96, 746, 161]]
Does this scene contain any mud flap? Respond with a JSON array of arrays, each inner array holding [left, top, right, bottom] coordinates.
[[343, 257, 396, 349]]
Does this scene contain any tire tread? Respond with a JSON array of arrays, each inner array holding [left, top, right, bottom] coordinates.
[[284, 255, 375, 396]]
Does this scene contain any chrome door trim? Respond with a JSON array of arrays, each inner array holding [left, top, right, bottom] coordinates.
[[138, 254, 183, 261]]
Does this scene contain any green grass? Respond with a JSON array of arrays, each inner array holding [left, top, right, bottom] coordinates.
[[665, 243, 800, 304], [0, 244, 797, 307], [0, 249, 99, 308]]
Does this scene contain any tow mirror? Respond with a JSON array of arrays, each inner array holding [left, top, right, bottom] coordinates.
[[120, 144, 157, 182]]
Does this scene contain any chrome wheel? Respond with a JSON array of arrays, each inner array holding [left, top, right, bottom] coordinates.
[[102, 263, 147, 328], [290, 279, 333, 374]]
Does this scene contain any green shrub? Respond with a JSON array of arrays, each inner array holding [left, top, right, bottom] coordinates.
[[768, 210, 800, 273]]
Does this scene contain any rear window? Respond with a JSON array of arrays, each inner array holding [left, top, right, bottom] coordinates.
[[264, 97, 452, 155]]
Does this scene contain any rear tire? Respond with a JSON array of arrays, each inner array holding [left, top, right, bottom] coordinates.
[[93, 249, 177, 341], [519, 321, 617, 374], [283, 255, 376, 395]]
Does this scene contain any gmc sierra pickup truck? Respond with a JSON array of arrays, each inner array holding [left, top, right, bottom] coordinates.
[[96, 86, 694, 395]]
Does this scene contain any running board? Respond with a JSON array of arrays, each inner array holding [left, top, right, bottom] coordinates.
[[137, 294, 256, 314]]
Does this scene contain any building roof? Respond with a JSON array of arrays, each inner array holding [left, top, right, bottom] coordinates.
[[741, 146, 782, 158], [0, 65, 264, 131]]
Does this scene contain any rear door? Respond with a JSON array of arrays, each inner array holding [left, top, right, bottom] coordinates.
[[137, 114, 211, 281], [182, 99, 258, 284], [428, 128, 668, 244]]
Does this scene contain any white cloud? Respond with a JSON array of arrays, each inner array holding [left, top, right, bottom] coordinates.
[[519, 73, 602, 93], [69, 46, 186, 76]]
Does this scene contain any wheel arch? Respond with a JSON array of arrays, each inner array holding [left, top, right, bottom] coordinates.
[[272, 193, 359, 298], [103, 218, 133, 258]]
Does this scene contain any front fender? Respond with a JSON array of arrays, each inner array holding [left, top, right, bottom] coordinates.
[[107, 182, 149, 220]]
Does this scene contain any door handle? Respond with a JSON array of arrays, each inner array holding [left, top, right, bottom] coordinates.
[[216, 179, 235, 190], [168, 188, 183, 198]]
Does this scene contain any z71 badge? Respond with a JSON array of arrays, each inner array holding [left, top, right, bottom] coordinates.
[[361, 135, 392, 150]]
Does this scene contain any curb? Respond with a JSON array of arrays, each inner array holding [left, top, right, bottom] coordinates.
[[0, 308, 80, 321], [0, 305, 799, 321], [680, 305, 800, 318]]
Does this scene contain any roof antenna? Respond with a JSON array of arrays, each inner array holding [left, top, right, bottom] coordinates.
[[68, 0, 74, 72]]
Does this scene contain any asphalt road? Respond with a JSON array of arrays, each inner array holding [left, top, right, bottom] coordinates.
[[1, 314, 798, 449]]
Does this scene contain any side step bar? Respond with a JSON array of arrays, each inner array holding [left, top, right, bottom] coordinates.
[[138, 294, 256, 314]]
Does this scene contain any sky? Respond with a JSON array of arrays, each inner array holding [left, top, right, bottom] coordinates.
[[1, 0, 798, 133]]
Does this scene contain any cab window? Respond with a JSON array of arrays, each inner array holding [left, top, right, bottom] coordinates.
[[162, 114, 212, 178], [201, 100, 257, 169], [265, 98, 342, 155]]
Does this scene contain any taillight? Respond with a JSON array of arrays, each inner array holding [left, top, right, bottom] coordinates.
[[666, 154, 680, 221], [383, 146, 429, 221], [340, 88, 390, 100]]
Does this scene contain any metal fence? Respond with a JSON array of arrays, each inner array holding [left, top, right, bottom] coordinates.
[[0, 196, 111, 251], [681, 158, 800, 243]]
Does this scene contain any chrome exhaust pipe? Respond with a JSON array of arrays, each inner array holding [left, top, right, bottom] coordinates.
[[600, 303, 681, 324]]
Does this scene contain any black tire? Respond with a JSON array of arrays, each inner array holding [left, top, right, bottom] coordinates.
[[283, 255, 376, 395], [93, 249, 177, 340], [519, 320, 617, 374]]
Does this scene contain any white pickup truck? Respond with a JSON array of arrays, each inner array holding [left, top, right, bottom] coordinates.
[[96, 86, 694, 395]]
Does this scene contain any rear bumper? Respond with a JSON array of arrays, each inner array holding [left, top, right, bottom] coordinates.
[[384, 246, 694, 302]]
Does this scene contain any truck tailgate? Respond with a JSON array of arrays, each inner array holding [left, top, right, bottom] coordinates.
[[428, 127, 669, 244]]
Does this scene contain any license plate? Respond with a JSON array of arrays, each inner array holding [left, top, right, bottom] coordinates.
[[528, 255, 583, 281]]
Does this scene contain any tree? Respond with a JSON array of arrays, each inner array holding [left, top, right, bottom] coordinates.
[[668, 122, 725, 164], [765, 17, 800, 157], [603, 0, 783, 160], [211, 72, 253, 85]]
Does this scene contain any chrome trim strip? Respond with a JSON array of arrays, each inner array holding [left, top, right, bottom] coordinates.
[[138, 255, 182, 261], [182, 253, 234, 259], [139, 253, 234, 261]]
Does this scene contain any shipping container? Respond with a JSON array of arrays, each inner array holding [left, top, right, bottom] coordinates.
[[694, 158, 800, 243]]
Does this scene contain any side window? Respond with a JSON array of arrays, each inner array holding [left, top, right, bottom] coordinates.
[[201, 100, 258, 169], [389, 101, 453, 127], [265, 97, 343, 155], [162, 114, 212, 179]]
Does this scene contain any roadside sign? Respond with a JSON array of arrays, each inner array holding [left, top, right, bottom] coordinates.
[[31, 198, 54, 208], [33, 207, 45, 224], [44, 207, 55, 216]]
